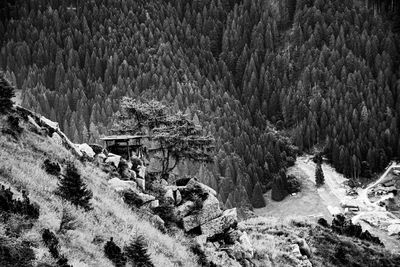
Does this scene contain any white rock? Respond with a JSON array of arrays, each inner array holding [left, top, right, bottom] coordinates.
[[105, 154, 121, 167], [28, 115, 41, 130], [388, 224, 400, 236], [175, 189, 182, 205], [75, 143, 95, 158], [136, 178, 145, 191], [138, 164, 146, 179], [40, 116, 59, 130], [108, 178, 137, 193], [164, 188, 175, 204]]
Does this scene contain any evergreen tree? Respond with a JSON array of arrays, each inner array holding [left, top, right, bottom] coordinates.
[[57, 162, 93, 211], [251, 182, 266, 208], [271, 174, 288, 201], [124, 235, 154, 267], [315, 163, 325, 186], [0, 71, 15, 113], [104, 237, 126, 267]]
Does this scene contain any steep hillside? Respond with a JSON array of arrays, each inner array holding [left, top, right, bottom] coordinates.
[[1, 107, 400, 266], [0, 110, 198, 266]]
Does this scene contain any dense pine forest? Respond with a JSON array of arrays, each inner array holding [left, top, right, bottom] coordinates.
[[1, 0, 399, 208]]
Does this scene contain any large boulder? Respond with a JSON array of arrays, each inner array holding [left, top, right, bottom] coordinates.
[[175, 201, 196, 219], [201, 208, 238, 238], [182, 194, 222, 232], [108, 178, 137, 193], [186, 179, 217, 196]]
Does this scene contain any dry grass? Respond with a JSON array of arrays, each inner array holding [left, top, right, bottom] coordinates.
[[0, 118, 198, 267]]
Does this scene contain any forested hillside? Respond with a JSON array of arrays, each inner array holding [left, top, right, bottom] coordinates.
[[1, 0, 399, 208]]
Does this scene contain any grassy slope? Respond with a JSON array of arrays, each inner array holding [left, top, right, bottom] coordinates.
[[0, 114, 197, 267], [241, 216, 400, 267]]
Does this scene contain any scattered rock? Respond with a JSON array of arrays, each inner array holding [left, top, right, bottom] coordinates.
[[27, 115, 42, 131], [388, 224, 400, 236], [108, 178, 137, 193], [183, 194, 222, 232], [160, 179, 169, 186], [176, 201, 195, 219], [164, 188, 175, 204], [226, 229, 243, 244], [136, 178, 145, 191], [203, 248, 241, 267], [201, 208, 238, 238], [186, 179, 217, 196], [231, 232, 254, 260], [290, 244, 302, 258], [296, 238, 311, 258], [175, 189, 182, 205], [75, 143, 95, 158], [137, 192, 156, 203], [142, 199, 160, 209], [105, 154, 121, 168]]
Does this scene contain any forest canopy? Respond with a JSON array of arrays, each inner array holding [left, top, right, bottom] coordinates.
[[0, 0, 399, 208]]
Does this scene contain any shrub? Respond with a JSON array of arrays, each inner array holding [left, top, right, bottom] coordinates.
[[124, 235, 154, 267], [42, 229, 72, 267], [317, 218, 329, 228], [43, 159, 61, 176], [0, 185, 39, 219], [287, 174, 301, 194], [42, 228, 60, 258], [57, 162, 92, 211], [104, 237, 126, 267], [0, 237, 35, 267], [0, 72, 15, 114]]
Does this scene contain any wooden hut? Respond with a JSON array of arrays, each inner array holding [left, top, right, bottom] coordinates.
[[100, 135, 148, 159]]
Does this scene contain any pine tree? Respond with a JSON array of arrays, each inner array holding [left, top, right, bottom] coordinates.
[[315, 163, 325, 186], [124, 235, 154, 267], [251, 182, 266, 208], [57, 162, 93, 211], [0, 71, 15, 114], [271, 174, 288, 201]]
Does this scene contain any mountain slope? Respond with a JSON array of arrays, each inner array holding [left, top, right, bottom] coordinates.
[[0, 111, 197, 266]]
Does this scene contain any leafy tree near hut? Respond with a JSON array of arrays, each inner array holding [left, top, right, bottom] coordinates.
[[57, 162, 92, 211], [114, 98, 214, 179], [0, 71, 15, 114], [315, 163, 325, 187], [124, 235, 154, 267]]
